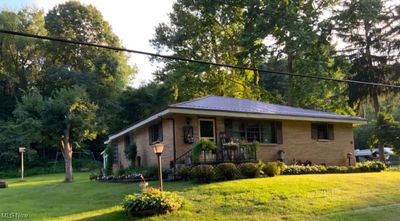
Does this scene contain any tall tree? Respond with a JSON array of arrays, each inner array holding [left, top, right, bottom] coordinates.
[[240, 0, 352, 113], [14, 86, 98, 182], [151, 0, 263, 102], [333, 0, 399, 115], [0, 8, 46, 119], [43, 1, 135, 132]]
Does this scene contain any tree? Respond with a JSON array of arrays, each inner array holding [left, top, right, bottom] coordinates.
[[124, 143, 137, 167], [0, 8, 46, 120], [333, 0, 399, 115], [240, 0, 352, 113], [14, 86, 98, 182], [370, 112, 400, 161], [43, 1, 135, 132], [151, 0, 263, 102]]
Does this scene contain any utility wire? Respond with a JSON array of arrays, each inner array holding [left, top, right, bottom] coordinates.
[[1, 29, 400, 89]]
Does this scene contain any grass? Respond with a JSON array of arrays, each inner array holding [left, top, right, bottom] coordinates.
[[1, 172, 400, 220]]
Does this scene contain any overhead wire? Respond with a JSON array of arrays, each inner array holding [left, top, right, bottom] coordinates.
[[0, 29, 399, 89]]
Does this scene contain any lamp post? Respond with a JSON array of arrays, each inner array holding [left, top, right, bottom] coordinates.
[[152, 143, 164, 191], [19, 147, 26, 181], [347, 152, 353, 166]]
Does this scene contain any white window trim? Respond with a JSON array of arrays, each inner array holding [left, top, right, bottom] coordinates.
[[199, 118, 216, 141]]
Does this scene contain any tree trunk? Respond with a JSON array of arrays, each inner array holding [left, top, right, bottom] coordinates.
[[61, 124, 73, 182], [378, 142, 385, 163], [287, 52, 294, 106], [372, 92, 380, 116]]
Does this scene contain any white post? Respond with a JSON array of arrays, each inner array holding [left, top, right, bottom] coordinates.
[[19, 147, 26, 181], [21, 151, 24, 180]]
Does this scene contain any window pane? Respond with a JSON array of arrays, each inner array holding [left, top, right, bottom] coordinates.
[[317, 124, 328, 139], [246, 123, 260, 142], [261, 122, 272, 143], [200, 120, 214, 138]]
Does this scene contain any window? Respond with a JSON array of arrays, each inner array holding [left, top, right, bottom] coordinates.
[[113, 144, 119, 163], [124, 134, 131, 147], [149, 122, 163, 144], [311, 123, 334, 140], [225, 120, 282, 144], [199, 119, 215, 142]]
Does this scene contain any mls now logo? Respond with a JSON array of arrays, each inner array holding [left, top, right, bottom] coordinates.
[[0, 212, 29, 219]]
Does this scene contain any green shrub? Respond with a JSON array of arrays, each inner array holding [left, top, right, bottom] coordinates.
[[192, 138, 217, 163], [122, 188, 184, 216], [214, 163, 238, 180], [177, 166, 191, 180], [124, 143, 137, 167], [105, 145, 114, 176], [355, 161, 386, 172], [239, 162, 259, 178], [282, 165, 327, 175], [263, 162, 281, 177], [191, 164, 215, 183], [282, 161, 386, 175]]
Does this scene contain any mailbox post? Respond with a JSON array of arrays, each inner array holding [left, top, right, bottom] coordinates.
[[19, 147, 26, 181]]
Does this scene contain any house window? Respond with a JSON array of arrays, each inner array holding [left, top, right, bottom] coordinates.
[[311, 123, 334, 140], [149, 122, 163, 144], [113, 144, 119, 164], [199, 119, 215, 142], [225, 120, 282, 144], [125, 134, 131, 147]]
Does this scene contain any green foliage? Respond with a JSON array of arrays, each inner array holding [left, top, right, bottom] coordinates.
[[105, 145, 114, 176], [0, 159, 100, 179], [333, 0, 398, 114], [353, 124, 376, 148], [192, 138, 217, 163], [124, 143, 137, 167], [177, 166, 191, 180], [370, 112, 400, 153], [238, 162, 259, 178], [263, 162, 282, 177], [282, 161, 386, 175], [151, 0, 263, 101], [214, 163, 238, 180], [190, 164, 215, 183], [122, 188, 184, 216]]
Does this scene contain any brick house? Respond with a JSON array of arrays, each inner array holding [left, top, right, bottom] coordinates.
[[104, 96, 367, 170]]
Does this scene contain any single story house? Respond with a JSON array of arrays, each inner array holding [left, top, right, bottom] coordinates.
[[104, 96, 367, 170]]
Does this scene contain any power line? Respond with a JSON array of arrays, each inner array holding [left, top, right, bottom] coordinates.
[[0, 29, 399, 89]]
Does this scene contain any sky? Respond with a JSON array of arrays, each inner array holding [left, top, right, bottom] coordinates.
[[0, 0, 175, 87]]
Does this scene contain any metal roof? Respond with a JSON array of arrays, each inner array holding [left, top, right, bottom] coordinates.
[[169, 96, 367, 122]]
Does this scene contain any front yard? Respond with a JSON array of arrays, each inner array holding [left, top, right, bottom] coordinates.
[[1, 172, 400, 220]]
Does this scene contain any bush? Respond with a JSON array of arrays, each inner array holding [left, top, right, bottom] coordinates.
[[355, 161, 386, 172], [282, 161, 386, 175], [282, 165, 327, 175], [122, 188, 184, 216], [263, 162, 281, 177], [191, 164, 215, 183], [105, 145, 114, 176], [124, 143, 137, 167], [192, 138, 217, 163], [239, 162, 259, 178], [177, 166, 191, 181], [214, 163, 238, 180]]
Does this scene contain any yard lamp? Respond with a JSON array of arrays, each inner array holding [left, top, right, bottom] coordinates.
[[152, 143, 164, 191], [19, 147, 26, 181], [347, 152, 353, 166]]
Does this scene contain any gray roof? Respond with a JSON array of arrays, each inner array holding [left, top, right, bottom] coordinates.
[[169, 96, 366, 122]]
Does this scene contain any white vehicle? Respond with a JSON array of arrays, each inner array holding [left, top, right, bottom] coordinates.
[[354, 147, 394, 162]]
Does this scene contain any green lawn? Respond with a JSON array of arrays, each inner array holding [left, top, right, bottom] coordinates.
[[1, 172, 400, 221]]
